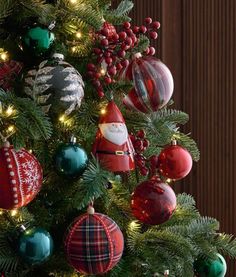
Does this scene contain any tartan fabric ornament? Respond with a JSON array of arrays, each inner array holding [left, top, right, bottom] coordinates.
[[64, 208, 124, 275], [0, 60, 23, 91], [0, 141, 43, 210]]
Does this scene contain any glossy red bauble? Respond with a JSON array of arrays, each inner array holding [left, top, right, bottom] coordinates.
[[158, 144, 193, 180], [120, 55, 174, 113], [0, 143, 43, 210], [131, 177, 176, 225], [64, 212, 124, 275]]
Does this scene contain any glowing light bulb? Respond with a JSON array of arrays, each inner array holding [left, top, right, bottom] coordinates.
[[1, 52, 8, 61], [70, 0, 77, 3], [7, 125, 15, 132], [59, 115, 66, 122], [100, 108, 106, 115], [6, 106, 14, 116], [0, 210, 3, 215], [11, 209, 18, 217], [76, 31, 82, 39], [100, 68, 106, 75], [71, 46, 76, 53], [129, 220, 139, 231]]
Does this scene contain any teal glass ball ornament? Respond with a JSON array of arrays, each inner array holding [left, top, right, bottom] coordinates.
[[54, 142, 88, 177], [18, 227, 54, 265], [22, 26, 55, 57], [194, 253, 227, 277]]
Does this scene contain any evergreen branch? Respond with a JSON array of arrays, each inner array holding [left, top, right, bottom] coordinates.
[[0, 0, 14, 25], [73, 157, 116, 210], [177, 132, 200, 161], [213, 233, 236, 258], [0, 91, 53, 145], [109, 0, 133, 17], [132, 34, 150, 54]]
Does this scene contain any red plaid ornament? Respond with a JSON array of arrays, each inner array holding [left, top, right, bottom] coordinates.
[[0, 142, 43, 210], [0, 60, 23, 91], [64, 210, 124, 275]]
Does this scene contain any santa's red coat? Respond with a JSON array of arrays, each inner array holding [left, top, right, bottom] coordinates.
[[92, 129, 135, 172]]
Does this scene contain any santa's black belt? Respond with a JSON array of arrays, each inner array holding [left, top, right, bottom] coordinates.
[[96, 150, 130, 156]]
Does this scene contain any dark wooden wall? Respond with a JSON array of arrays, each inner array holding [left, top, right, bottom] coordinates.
[[113, 0, 236, 275]]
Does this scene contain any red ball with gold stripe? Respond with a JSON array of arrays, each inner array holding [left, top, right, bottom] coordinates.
[[64, 206, 124, 275], [0, 141, 43, 210], [120, 53, 174, 113]]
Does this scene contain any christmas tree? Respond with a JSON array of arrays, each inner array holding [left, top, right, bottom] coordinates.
[[0, 0, 236, 276]]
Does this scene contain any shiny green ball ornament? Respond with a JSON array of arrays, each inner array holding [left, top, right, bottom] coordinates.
[[54, 138, 88, 177], [18, 227, 54, 265], [22, 26, 55, 57], [194, 253, 227, 277]]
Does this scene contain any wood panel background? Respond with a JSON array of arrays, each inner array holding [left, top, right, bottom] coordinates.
[[112, 0, 236, 275]]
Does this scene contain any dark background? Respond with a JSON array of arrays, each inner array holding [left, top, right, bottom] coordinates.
[[113, 0, 236, 276]]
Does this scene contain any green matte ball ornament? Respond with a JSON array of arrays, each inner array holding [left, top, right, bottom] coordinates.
[[54, 137, 88, 177], [18, 227, 54, 265], [194, 253, 227, 277], [22, 26, 55, 57]]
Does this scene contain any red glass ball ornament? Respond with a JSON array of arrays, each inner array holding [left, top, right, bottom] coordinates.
[[121, 55, 174, 113], [158, 144, 193, 180], [131, 177, 176, 225], [65, 211, 124, 275], [0, 142, 43, 210]]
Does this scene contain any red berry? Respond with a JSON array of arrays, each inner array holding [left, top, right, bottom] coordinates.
[[131, 35, 137, 44], [136, 129, 146, 139], [112, 33, 119, 41], [101, 38, 109, 46], [87, 71, 94, 78], [149, 155, 159, 168], [116, 63, 122, 70], [92, 79, 101, 88], [97, 90, 104, 98], [94, 72, 101, 79], [101, 28, 109, 37], [117, 50, 126, 58], [104, 51, 111, 57], [150, 31, 158, 39], [119, 31, 127, 40], [108, 66, 117, 76], [152, 21, 161, 29], [139, 25, 147, 33], [104, 76, 112, 84], [97, 56, 103, 63], [126, 29, 133, 36], [140, 166, 149, 176], [121, 59, 129, 67], [143, 139, 150, 149], [133, 26, 140, 33], [105, 57, 113, 64], [134, 139, 144, 152], [125, 37, 133, 46], [87, 63, 96, 71], [111, 54, 117, 61], [121, 42, 130, 50], [123, 21, 131, 29], [93, 48, 102, 55], [149, 47, 156, 55], [136, 158, 145, 168], [145, 17, 153, 25], [130, 133, 136, 143], [145, 47, 150, 55]]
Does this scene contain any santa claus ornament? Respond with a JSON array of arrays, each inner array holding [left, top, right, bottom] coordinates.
[[64, 206, 124, 275], [0, 141, 43, 210], [92, 101, 135, 172]]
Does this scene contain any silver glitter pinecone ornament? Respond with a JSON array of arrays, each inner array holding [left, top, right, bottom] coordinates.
[[24, 53, 84, 116]]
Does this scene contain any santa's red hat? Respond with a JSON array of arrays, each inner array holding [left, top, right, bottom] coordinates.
[[99, 101, 125, 124]]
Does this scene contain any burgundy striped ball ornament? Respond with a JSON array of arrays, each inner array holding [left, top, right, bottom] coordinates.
[[64, 206, 124, 275], [0, 141, 43, 210], [120, 53, 174, 113]]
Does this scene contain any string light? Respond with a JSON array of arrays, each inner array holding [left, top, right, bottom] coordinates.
[[0, 210, 3, 215], [129, 220, 139, 231], [100, 68, 106, 75], [10, 209, 18, 217], [5, 106, 15, 116], [100, 108, 106, 115], [70, 0, 77, 4], [0, 52, 8, 61], [7, 125, 15, 132], [75, 31, 82, 39], [59, 114, 66, 123], [71, 46, 76, 53]]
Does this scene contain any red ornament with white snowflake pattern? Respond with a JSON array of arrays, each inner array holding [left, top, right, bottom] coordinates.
[[0, 141, 43, 210]]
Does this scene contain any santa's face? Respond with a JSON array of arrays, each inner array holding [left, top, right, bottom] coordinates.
[[99, 122, 128, 145]]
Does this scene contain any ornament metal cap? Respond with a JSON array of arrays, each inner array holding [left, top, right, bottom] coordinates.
[[70, 135, 77, 144], [19, 225, 27, 232], [52, 53, 64, 60], [87, 205, 95, 215], [3, 140, 10, 147], [133, 52, 142, 59], [164, 270, 169, 275], [171, 139, 177, 146]]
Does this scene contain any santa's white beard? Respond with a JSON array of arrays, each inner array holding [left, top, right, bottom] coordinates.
[[99, 123, 128, 145]]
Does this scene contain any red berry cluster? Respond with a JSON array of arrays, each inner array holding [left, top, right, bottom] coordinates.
[[130, 130, 150, 176], [87, 18, 160, 98]]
